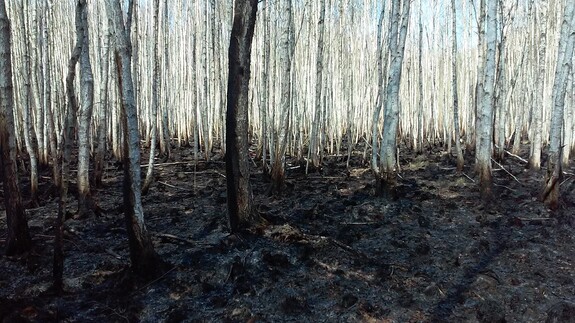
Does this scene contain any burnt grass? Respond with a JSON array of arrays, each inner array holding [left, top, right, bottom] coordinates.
[[1, 143, 575, 322]]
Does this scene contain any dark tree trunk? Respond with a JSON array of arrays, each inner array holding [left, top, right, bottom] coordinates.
[[107, 0, 166, 279], [225, 0, 260, 232], [0, 0, 31, 256]]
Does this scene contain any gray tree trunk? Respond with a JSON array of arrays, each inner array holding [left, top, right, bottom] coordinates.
[[475, 0, 498, 200], [77, 0, 97, 218], [142, 0, 162, 195], [107, 0, 166, 279], [307, 0, 326, 172], [0, 0, 31, 256], [270, 0, 293, 193], [378, 0, 410, 194], [542, 0, 575, 209], [452, 0, 464, 171]]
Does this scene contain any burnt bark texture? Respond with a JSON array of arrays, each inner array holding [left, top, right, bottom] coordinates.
[[0, 0, 31, 256], [108, 0, 166, 279], [226, 0, 260, 232]]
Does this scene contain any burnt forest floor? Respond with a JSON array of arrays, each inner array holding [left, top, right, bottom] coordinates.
[[1, 143, 575, 322]]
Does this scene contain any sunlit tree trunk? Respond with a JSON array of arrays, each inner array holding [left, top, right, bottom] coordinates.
[[77, 0, 97, 218], [107, 0, 166, 279], [142, 0, 161, 195], [269, 0, 292, 193], [226, 0, 259, 232], [43, 0, 59, 189], [528, 3, 548, 170], [542, 0, 575, 209], [416, 1, 424, 154], [18, 1, 39, 204], [371, 4, 385, 177], [94, 23, 110, 188], [562, 70, 573, 167], [0, 0, 31, 256], [160, 0, 170, 158], [378, 0, 410, 194], [475, 0, 497, 201], [307, 0, 326, 172], [451, 0, 464, 171]]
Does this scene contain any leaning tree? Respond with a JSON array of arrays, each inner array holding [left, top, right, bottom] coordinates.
[[106, 0, 166, 279]]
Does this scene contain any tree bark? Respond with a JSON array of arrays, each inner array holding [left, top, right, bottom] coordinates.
[[77, 0, 97, 218], [270, 0, 293, 194], [371, 4, 386, 177], [226, 0, 259, 232], [107, 0, 166, 279], [542, 0, 575, 209], [307, 0, 326, 172], [475, 0, 498, 201], [451, 0, 464, 171], [142, 0, 162, 195], [0, 0, 31, 256], [378, 0, 411, 194], [528, 4, 548, 170]]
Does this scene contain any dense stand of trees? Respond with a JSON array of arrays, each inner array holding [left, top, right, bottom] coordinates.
[[1, 0, 574, 283]]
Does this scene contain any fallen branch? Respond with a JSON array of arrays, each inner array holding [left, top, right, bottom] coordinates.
[[518, 217, 553, 221], [105, 248, 122, 259], [491, 158, 520, 183], [462, 172, 475, 183], [157, 181, 193, 192], [504, 150, 528, 163], [155, 233, 197, 245], [140, 161, 190, 168], [341, 222, 379, 226], [135, 266, 177, 293]]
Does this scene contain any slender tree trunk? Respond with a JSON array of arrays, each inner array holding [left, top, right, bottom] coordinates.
[[226, 0, 260, 232], [142, 0, 162, 195], [562, 69, 573, 167], [77, 0, 98, 218], [378, 0, 410, 194], [0, 1, 31, 256], [475, 0, 498, 201], [19, 1, 39, 205], [94, 29, 110, 188], [161, 0, 170, 159], [307, 0, 326, 172], [43, 0, 59, 189], [107, 0, 166, 279], [529, 4, 548, 170], [270, 0, 293, 194], [542, 0, 575, 209], [452, 0, 464, 171], [416, 1, 424, 154], [371, 4, 385, 177]]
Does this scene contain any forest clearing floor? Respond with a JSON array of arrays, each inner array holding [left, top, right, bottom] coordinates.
[[1, 144, 575, 322]]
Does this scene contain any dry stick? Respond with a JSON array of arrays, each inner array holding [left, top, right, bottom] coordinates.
[[462, 172, 475, 182], [491, 158, 520, 183], [140, 161, 190, 168], [135, 266, 177, 293], [504, 150, 528, 163], [154, 233, 204, 245], [494, 183, 516, 192], [105, 248, 122, 259], [518, 217, 553, 221], [157, 181, 193, 191]]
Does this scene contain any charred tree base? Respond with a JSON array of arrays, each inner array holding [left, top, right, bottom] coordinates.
[[129, 246, 171, 281], [477, 166, 493, 202], [77, 193, 102, 219], [541, 159, 562, 211], [375, 173, 397, 199]]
